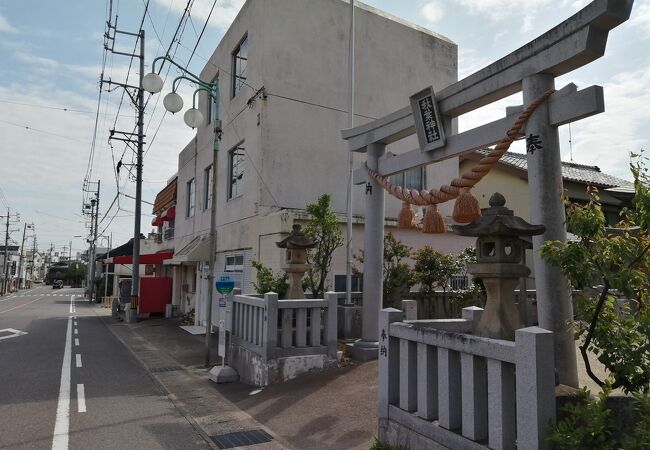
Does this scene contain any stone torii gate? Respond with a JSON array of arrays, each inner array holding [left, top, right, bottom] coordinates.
[[342, 0, 633, 387]]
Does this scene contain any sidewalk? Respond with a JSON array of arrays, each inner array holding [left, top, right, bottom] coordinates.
[[96, 304, 615, 450], [97, 307, 377, 450]]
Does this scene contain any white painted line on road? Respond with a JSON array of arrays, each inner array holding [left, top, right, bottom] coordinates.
[[75, 354, 82, 368], [0, 328, 28, 341], [74, 338, 79, 346], [74, 329, 78, 335], [73, 321, 77, 326], [77, 384, 86, 413], [51, 316, 72, 450]]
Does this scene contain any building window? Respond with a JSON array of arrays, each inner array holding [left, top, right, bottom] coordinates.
[[206, 75, 219, 124], [186, 178, 195, 217], [225, 254, 244, 272], [389, 167, 425, 190], [228, 144, 245, 199], [204, 165, 213, 210], [334, 274, 363, 292], [232, 35, 248, 97]]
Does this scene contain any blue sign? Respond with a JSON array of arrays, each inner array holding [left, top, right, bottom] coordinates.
[[215, 275, 235, 294]]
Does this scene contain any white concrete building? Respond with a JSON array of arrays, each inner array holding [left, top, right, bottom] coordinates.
[[166, 0, 472, 324]]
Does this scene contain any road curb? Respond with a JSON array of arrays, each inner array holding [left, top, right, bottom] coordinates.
[[94, 309, 289, 450]]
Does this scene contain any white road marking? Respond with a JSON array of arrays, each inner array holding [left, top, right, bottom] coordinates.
[[74, 329, 78, 335], [0, 328, 28, 341], [75, 354, 82, 368], [74, 338, 79, 346], [51, 316, 72, 450], [69, 296, 75, 314], [77, 384, 86, 413], [73, 321, 77, 326]]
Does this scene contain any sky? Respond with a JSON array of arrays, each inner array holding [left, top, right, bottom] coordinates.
[[0, 0, 648, 257]]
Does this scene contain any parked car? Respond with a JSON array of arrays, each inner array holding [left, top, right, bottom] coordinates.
[[53, 280, 64, 289]]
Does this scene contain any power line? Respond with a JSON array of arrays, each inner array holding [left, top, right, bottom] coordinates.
[[0, 119, 91, 144], [0, 99, 119, 115]]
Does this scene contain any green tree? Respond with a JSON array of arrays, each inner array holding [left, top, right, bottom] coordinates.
[[541, 153, 650, 393], [382, 233, 414, 308], [354, 233, 414, 308], [64, 263, 86, 286], [304, 194, 344, 299], [251, 260, 288, 299], [412, 246, 462, 316]]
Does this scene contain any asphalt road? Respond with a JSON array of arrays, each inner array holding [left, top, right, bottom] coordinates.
[[0, 285, 211, 450]]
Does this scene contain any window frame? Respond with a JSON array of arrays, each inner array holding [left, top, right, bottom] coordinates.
[[228, 144, 245, 199], [224, 254, 244, 272], [334, 273, 363, 292], [389, 166, 426, 191], [186, 178, 196, 218], [231, 34, 248, 98]]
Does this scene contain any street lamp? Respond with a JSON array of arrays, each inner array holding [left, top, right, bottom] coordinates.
[[144, 57, 221, 367]]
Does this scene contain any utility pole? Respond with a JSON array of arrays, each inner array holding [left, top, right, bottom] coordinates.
[[91, 181, 100, 302], [1, 209, 20, 295], [82, 180, 100, 300], [345, 0, 355, 305], [104, 233, 112, 299], [103, 21, 146, 321], [17, 223, 32, 290], [2, 209, 9, 295], [30, 235, 37, 286]]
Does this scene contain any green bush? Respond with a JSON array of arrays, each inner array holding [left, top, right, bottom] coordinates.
[[547, 384, 615, 450], [251, 260, 288, 299]]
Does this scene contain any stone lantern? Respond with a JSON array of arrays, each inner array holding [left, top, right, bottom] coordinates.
[[276, 224, 316, 299], [453, 192, 545, 340]]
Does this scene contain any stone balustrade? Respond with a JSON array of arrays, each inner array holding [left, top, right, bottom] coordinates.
[[229, 292, 338, 385], [378, 307, 556, 450]]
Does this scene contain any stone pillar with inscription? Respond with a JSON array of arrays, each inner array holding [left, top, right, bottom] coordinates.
[[523, 74, 578, 388]]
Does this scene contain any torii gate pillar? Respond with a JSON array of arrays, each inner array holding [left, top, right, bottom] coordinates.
[[350, 142, 386, 361], [523, 74, 578, 387]]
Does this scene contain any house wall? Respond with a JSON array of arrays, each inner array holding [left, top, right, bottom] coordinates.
[[170, 0, 459, 312]]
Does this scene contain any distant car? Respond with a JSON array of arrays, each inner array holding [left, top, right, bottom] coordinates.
[[53, 280, 64, 289]]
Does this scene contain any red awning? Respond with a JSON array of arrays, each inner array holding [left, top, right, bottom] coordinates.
[[106, 250, 174, 265], [163, 206, 176, 221], [152, 216, 164, 226]]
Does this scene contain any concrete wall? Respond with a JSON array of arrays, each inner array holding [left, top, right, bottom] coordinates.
[[168, 0, 459, 300]]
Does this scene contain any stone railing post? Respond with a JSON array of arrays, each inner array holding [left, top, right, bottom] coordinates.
[[462, 306, 484, 333], [263, 292, 278, 362], [515, 326, 555, 450], [325, 292, 338, 359], [401, 299, 417, 320], [378, 307, 402, 442]]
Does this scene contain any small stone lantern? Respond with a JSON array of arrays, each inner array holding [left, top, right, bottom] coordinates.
[[453, 193, 545, 340], [276, 224, 316, 299]]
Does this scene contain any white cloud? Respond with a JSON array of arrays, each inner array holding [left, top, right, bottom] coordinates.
[[452, 0, 586, 33], [0, 14, 17, 33], [457, 47, 491, 80], [567, 66, 650, 180], [13, 51, 58, 68], [420, 1, 445, 25], [153, 0, 245, 30], [630, 2, 650, 40]]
